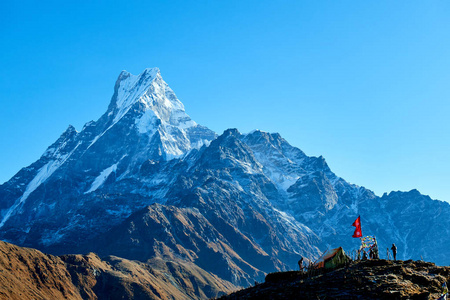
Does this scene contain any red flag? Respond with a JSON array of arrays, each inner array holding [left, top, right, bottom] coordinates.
[[352, 216, 362, 238]]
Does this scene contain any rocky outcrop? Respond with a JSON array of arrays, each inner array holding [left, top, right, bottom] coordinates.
[[221, 259, 450, 300]]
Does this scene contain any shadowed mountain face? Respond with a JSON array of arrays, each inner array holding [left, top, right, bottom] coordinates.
[[0, 241, 235, 300], [0, 68, 449, 289], [91, 204, 270, 286]]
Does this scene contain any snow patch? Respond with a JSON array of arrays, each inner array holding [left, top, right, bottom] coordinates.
[[114, 68, 159, 124], [87, 134, 102, 149], [85, 163, 119, 194], [0, 142, 81, 228], [41, 230, 65, 246], [251, 150, 298, 191], [135, 109, 158, 134]]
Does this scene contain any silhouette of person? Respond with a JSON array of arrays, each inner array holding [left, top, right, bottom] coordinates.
[[362, 250, 368, 260], [298, 257, 304, 271], [373, 243, 379, 259], [391, 243, 397, 260]]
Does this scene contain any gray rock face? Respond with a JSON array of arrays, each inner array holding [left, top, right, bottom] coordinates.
[[0, 68, 449, 287]]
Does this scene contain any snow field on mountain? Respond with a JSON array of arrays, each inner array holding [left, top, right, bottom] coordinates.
[[85, 163, 119, 194], [0, 141, 81, 228]]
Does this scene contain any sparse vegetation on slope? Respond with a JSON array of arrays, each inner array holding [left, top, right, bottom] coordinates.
[[0, 241, 235, 300]]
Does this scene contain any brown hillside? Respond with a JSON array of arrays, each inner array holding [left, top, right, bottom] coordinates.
[[90, 204, 273, 287], [0, 241, 82, 300], [0, 241, 236, 300]]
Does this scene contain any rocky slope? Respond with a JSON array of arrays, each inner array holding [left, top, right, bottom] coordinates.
[[0, 240, 235, 300], [1, 68, 449, 290], [90, 204, 270, 286], [221, 259, 450, 299]]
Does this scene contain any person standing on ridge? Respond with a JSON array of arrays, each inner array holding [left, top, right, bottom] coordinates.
[[362, 250, 368, 260], [298, 257, 303, 271], [373, 243, 379, 259], [391, 243, 397, 260]]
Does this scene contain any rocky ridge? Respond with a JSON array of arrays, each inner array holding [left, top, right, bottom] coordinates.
[[221, 259, 450, 300], [0, 240, 235, 300]]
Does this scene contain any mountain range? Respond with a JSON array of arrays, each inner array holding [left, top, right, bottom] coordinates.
[[1, 68, 449, 291]]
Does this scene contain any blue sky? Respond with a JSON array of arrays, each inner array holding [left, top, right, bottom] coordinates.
[[1, 1, 449, 202]]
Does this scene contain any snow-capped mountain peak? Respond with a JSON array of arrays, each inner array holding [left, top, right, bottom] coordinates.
[[0, 68, 217, 232], [113, 68, 160, 118], [108, 67, 191, 129], [81, 68, 216, 160]]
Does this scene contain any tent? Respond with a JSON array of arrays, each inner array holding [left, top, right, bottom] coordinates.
[[314, 247, 351, 269]]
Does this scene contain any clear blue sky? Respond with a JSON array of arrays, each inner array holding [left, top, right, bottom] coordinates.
[[1, 1, 449, 202]]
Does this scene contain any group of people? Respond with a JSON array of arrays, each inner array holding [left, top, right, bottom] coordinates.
[[360, 243, 398, 260], [357, 243, 397, 261], [357, 242, 379, 260]]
